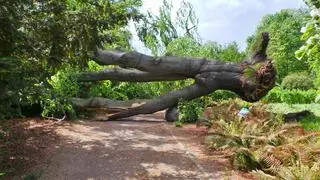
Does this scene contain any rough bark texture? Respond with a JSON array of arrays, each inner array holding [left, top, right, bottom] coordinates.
[[74, 32, 276, 120]]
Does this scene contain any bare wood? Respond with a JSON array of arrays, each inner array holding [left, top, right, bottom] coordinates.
[[77, 67, 187, 82], [70, 97, 149, 109]]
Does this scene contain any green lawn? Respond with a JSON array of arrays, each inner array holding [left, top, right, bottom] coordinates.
[[266, 103, 320, 131]]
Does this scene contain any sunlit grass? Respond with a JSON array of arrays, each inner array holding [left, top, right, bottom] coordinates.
[[266, 103, 320, 130], [300, 115, 320, 131], [266, 103, 320, 116]]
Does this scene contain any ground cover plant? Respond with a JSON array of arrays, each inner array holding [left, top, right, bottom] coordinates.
[[203, 99, 320, 179]]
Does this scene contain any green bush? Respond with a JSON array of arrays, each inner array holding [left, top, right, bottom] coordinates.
[[210, 90, 237, 101], [281, 72, 314, 90], [178, 97, 210, 123], [264, 87, 318, 104], [48, 70, 81, 98], [88, 81, 128, 100], [0, 57, 24, 119], [178, 99, 202, 123], [38, 68, 81, 120], [40, 96, 76, 120]]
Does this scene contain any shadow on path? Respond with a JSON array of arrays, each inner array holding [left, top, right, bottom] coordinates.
[[20, 115, 234, 180]]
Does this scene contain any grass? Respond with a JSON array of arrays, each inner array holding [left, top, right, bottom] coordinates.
[[300, 115, 320, 131], [265, 103, 320, 116], [266, 103, 320, 130], [175, 121, 183, 127]]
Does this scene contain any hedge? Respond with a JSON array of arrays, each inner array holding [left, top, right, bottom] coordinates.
[[264, 87, 319, 104]]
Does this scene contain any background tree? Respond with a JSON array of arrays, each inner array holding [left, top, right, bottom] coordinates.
[[248, 9, 309, 82], [166, 37, 245, 62], [136, 0, 199, 55], [296, 0, 320, 87], [0, 0, 142, 119]]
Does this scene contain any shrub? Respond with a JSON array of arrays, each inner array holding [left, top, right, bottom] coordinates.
[[210, 90, 237, 101], [264, 87, 318, 104], [315, 94, 320, 103], [178, 99, 203, 123], [281, 72, 314, 90], [88, 81, 128, 100], [0, 57, 24, 119], [232, 148, 260, 171], [48, 70, 81, 98], [204, 100, 320, 178], [40, 92, 77, 120], [38, 68, 81, 120], [178, 96, 210, 123]]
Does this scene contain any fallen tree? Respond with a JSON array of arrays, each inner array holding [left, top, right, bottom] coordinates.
[[72, 32, 276, 120]]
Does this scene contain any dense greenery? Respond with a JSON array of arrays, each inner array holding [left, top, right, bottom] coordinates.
[[204, 99, 320, 179], [264, 87, 319, 104], [248, 9, 309, 81], [136, 0, 199, 55], [296, 0, 320, 88], [281, 71, 314, 90], [0, 0, 142, 119]]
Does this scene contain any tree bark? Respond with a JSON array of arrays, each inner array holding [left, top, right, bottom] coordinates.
[[74, 32, 276, 120]]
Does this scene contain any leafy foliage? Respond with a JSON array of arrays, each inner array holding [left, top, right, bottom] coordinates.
[[136, 0, 198, 55], [248, 9, 309, 81], [178, 98, 206, 123], [0, 57, 24, 119], [264, 87, 319, 104], [0, 0, 142, 119], [204, 99, 320, 179], [296, 1, 320, 87], [209, 90, 237, 101], [166, 37, 245, 62], [300, 114, 320, 131], [281, 72, 315, 90]]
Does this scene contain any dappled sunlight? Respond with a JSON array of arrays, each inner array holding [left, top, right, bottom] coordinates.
[[55, 123, 117, 148], [33, 120, 227, 179], [141, 162, 198, 177], [131, 141, 184, 152]]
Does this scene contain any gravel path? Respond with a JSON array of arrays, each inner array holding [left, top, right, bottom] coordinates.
[[30, 115, 239, 180]]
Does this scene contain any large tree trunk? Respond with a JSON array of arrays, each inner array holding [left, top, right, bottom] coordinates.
[[74, 32, 276, 120]]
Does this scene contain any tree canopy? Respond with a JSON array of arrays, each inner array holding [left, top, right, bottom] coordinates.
[[0, 0, 142, 118], [247, 9, 309, 81], [296, 0, 320, 87]]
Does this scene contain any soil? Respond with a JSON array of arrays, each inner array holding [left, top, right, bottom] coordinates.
[[1, 114, 251, 180]]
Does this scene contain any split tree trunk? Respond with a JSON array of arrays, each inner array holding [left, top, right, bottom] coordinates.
[[73, 32, 276, 120]]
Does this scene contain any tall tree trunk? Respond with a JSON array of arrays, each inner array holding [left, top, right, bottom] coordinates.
[[74, 32, 276, 120]]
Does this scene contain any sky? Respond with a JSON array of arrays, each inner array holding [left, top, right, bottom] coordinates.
[[130, 0, 306, 53]]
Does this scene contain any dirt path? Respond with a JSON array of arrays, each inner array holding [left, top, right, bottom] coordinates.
[[19, 115, 245, 180]]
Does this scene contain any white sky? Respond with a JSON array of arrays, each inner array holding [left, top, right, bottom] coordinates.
[[130, 0, 306, 53]]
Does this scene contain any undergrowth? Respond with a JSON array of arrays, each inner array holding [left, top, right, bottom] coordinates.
[[203, 99, 320, 179]]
